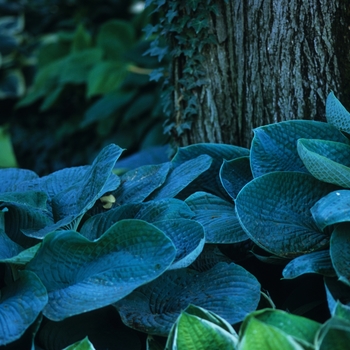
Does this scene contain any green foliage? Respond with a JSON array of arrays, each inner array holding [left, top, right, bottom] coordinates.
[[144, 0, 219, 137], [0, 139, 261, 348], [5, 1, 167, 175], [3, 91, 350, 347]]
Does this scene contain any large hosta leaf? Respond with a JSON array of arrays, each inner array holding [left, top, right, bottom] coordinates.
[[0, 270, 48, 346], [250, 120, 348, 178], [298, 139, 350, 188], [239, 309, 320, 349], [153, 219, 205, 269], [185, 192, 248, 244], [80, 199, 194, 240], [283, 250, 335, 279], [26, 219, 176, 321], [235, 172, 337, 258], [0, 168, 38, 193], [166, 305, 238, 350], [114, 262, 260, 336], [112, 163, 170, 205], [52, 144, 122, 218], [326, 91, 350, 133], [315, 317, 350, 349], [311, 190, 350, 231], [0, 210, 22, 259], [219, 157, 253, 201], [324, 277, 350, 313], [171, 143, 249, 200], [24, 144, 123, 238], [330, 223, 350, 286], [149, 155, 212, 200], [239, 317, 304, 350], [0, 192, 51, 247]]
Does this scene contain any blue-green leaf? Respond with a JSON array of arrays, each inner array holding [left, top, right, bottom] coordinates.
[[235, 172, 337, 258], [330, 223, 350, 286], [283, 250, 335, 279], [298, 139, 350, 188], [324, 277, 350, 314], [185, 192, 248, 244], [311, 190, 350, 231], [0, 210, 22, 259], [0, 192, 51, 247], [0, 271, 48, 345], [326, 91, 350, 133], [112, 163, 170, 204], [80, 199, 194, 240], [0, 168, 38, 193], [250, 120, 348, 178], [219, 157, 253, 200], [26, 219, 176, 321], [52, 144, 122, 218], [172, 143, 249, 200], [149, 155, 212, 199], [115, 262, 260, 336], [153, 219, 205, 269]]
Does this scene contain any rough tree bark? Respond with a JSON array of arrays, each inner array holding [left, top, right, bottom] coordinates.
[[169, 0, 350, 148]]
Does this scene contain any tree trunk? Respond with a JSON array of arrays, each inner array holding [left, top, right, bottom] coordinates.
[[167, 0, 350, 148]]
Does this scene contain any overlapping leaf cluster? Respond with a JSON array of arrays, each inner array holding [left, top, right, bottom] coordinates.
[[0, 141, 260, 348]]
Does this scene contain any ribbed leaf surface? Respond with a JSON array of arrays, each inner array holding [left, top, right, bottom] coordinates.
[[185, 192, 248, 243], [298, 139, 350, 188], [112, 162, 170, 204], [330, 223, 350, 286], [219, 157, 253, 200], [235, 172, 337, 257], [149, 155, 212, 199], [326, 91, 350, 133], [283, 250, 335, 279], [250, 120, 348, 178], [115, 262, 260, 336], [26, 219, 176, 321], [172, 143, 249, 200], [80, 199, 194, 240], [0, 271, 48, 345], [311, 190, 350, 231]]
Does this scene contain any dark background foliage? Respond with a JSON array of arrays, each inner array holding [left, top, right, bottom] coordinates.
[[0, 0, 168, 175]]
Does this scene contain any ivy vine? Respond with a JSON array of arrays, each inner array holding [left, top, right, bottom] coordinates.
[[144, 0, 223, 138]]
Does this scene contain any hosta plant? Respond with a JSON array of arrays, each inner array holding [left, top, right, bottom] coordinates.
[[0, 140, 259, 348]]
